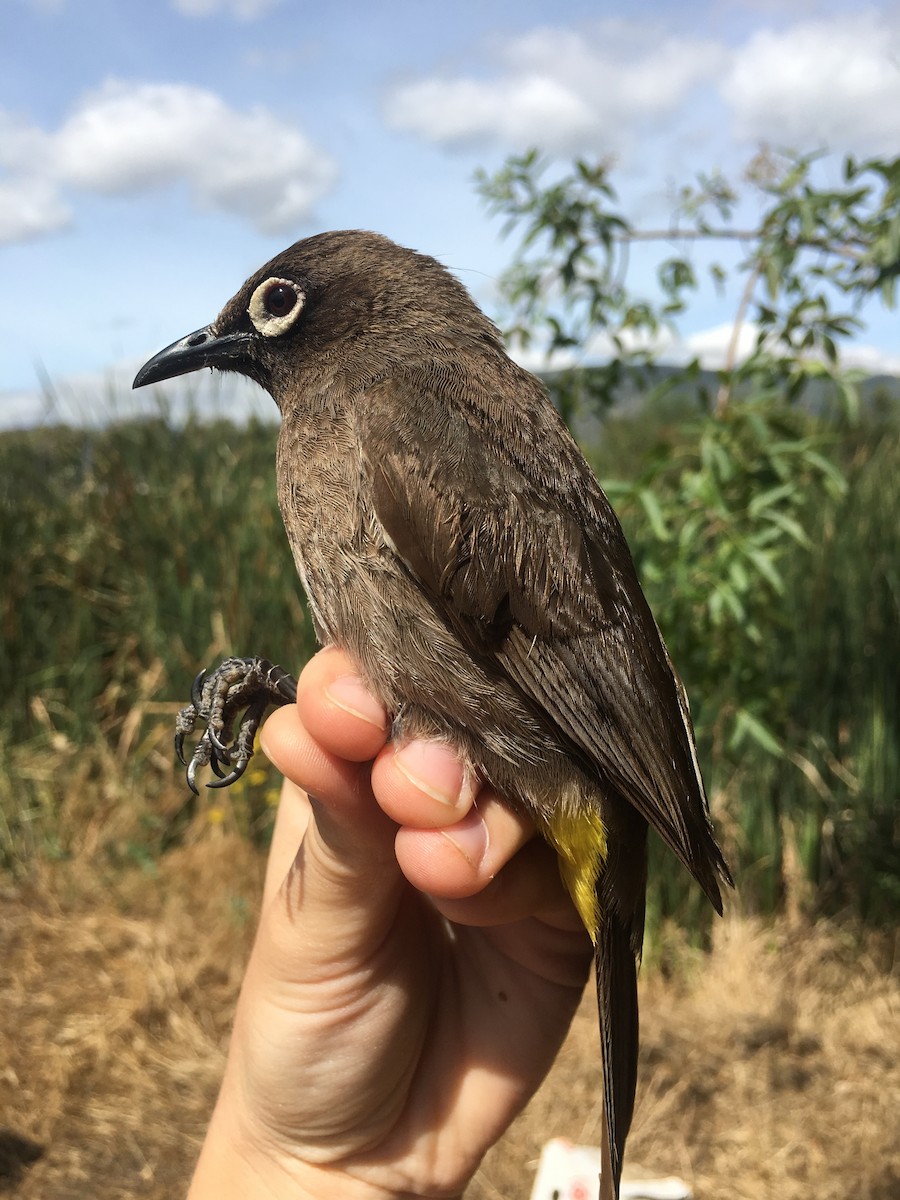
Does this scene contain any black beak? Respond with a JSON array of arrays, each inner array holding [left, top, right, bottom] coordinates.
[[132, 325, 254, 389]]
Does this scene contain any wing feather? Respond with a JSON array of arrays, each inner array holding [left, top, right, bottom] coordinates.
[[360, 368, 731, 905]]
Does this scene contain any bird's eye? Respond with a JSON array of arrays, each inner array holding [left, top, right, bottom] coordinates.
[[248, 277, 306, 337], [264, 284, 296, 318]]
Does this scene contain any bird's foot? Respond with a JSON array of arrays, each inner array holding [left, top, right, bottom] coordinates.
[[175, 656, 298, 793]]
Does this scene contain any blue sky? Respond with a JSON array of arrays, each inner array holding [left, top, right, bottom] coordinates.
[[3, 0, 899, 427]]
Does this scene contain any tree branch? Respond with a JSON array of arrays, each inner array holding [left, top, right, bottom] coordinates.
[[620, 228, 866, 262], [715, 260, 762, 417]]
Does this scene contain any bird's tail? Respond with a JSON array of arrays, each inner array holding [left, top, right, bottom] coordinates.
[[596, 905, 640, 1200]]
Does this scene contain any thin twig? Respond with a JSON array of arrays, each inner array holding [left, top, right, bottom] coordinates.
[[714, 260, 762, 417], [620, 229, 865, 261]]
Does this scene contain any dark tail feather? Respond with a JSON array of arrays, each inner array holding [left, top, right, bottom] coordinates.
[[596, 907, 640, 1200]]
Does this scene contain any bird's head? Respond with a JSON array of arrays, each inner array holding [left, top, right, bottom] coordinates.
[[133, 230, 501, 405]]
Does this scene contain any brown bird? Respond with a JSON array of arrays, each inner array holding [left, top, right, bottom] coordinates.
[[133, 230, 732, 1200]]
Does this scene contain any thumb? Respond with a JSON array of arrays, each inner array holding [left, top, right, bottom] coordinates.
[[257, 701, 403, 976]]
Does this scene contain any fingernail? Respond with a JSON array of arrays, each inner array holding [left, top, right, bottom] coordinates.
[[325, 675, 388, 730], [441, 811, 490, 869], [394, 740, 467, 808]]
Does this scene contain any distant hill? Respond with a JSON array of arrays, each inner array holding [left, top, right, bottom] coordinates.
[[539, 363, 900, 446]]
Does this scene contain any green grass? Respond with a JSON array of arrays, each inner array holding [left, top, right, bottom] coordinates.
[[1, 401, 897, 926], [593, 407, 900, 927], [0, 415, 316, 870]]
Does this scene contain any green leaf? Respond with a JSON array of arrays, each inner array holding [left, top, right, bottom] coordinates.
[[802, 450, 847, 493], [765, 257, 781, 299], [721, 585, 745, 621], [709, 262, 728, 293], [728, 558, 749, 593], [637, 488, 671, 541], [744, 547, 785, 594], [747, 483, 795, 517], [765, 509, 811, 547], [708, 588, 723, 625], [730, 708, 784, 757], [677, 512, 704, 550]]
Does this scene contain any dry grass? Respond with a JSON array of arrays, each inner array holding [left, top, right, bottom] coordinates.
[[2, 841, 898, 1200], [0, 837, 261, 1199], [474, 917, 900, 1199]]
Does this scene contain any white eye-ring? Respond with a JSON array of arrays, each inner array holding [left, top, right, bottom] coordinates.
[[248, 277, 306, 337]]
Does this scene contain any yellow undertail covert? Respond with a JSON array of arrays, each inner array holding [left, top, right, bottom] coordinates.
[[538, 803, 608, 944]]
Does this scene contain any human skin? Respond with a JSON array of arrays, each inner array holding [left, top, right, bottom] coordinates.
[[187, 646, 593, 1200]]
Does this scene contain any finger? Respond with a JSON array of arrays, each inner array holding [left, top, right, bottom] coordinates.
[[394, 790, 579, 931], [392, 786, 533, 898], [427, 838, 583, 933], [384, 754, 584, 935], [261, 776, 312, 910], [260, 648, 391, 907], [373, 741, 545, 902], [258, 702, 403, 960], [296, 646, 390, 763], [370, 737, 479, 828], [259, 697, 381, 835]]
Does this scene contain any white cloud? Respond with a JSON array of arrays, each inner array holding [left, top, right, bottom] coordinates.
[[677, 322, 900, 376], [0, 81, 337, 244], [384, 23, 726, 154], [0, 177, 70, 242], [386, 13, 900, 161], [683, 322, 761, 370], [841, 341, 900, 377], [0, 110, 53, 173], [511, 317, 900, 379], [0, 359, 274, 431], [723, 12, 900, 154], [0, 388, 55, 429], [385, 76, 595, 149], [170, 0, 280, 19]]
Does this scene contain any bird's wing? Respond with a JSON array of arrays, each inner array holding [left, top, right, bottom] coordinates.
[[359, 368, 730, 908]]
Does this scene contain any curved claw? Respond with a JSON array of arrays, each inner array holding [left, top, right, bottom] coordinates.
[[208, 751, 228, 779], [207, 757, 250, 789], [208, 723, 231, 757], [186, 755, 202, 795], [176, 657, 295, 794], [191, 669, 207, 710]]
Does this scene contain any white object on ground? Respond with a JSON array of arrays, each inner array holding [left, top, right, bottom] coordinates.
[[529, 1138, 692, 1200]]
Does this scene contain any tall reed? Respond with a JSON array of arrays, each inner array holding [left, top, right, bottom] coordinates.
[[1, 405, 896, 925]]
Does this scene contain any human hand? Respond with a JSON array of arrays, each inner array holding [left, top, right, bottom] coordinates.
[[188, 646, 592, 1200]]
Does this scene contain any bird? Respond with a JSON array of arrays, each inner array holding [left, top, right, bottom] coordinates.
[[133, 229, 732, 1200]]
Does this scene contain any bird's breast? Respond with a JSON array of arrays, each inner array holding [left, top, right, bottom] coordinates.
[[277, 402, 535, 743], [272, 390, 609, 878]]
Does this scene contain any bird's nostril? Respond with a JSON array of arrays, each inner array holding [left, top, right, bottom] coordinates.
[[187, 331, 208, 347]]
